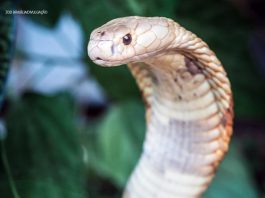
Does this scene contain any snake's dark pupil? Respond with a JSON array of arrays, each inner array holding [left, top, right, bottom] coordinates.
[[123, 34, 132, 45]]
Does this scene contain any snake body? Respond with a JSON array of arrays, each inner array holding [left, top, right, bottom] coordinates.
[[87, 16, 233, 198]]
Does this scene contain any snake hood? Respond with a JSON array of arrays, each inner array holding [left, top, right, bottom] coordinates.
[[88, 16, 177, 66]]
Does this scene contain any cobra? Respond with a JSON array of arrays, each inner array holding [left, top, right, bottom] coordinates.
[[87, 16, 233, 198]]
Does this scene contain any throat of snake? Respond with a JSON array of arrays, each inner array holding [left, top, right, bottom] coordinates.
[[143, 52, 222, 174]]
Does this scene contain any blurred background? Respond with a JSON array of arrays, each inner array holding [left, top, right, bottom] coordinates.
[[0, 0, 265, 197]]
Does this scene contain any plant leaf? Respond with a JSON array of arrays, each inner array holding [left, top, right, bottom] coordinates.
[[85, 100, 145, 187], [0, 92, 87, 198]]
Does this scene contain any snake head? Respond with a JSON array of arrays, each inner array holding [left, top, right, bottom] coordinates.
[[87, 16, 176, 66]]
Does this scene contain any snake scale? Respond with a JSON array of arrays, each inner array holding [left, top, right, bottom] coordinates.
[[87, 16, 233, 198]]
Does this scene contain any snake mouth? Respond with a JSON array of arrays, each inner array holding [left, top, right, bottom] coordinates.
[[91, 56, 120, 67], [95, 57, 103, 61], [91, 56, 103, 62], [92, 57, 108, 66], [92, 57, 109, 66]]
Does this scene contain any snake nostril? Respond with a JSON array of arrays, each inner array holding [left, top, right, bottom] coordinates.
[[97, 31, 105, 37], [96, 57, 102, 60]]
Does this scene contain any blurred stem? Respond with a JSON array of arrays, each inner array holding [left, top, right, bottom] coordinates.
[[1, 140, 20, 198]]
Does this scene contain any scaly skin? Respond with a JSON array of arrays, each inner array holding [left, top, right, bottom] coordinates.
[[87, 16, 233, 198]]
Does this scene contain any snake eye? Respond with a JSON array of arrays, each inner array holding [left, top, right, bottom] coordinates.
[[122, 33, 132, 45]]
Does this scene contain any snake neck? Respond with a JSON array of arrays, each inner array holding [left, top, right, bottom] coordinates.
[[124, 26, 233, 198], [141, 52, 228, 173]]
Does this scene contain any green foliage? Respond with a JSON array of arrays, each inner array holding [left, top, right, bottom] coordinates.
[[84, 100, 145, 187], [86, 66, 140, 101], [0, 93, 87, 198]]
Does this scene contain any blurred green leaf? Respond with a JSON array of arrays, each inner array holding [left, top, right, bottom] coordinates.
[[84, 100, 145, 187], [88, 65, 140, 101], [0, 92, 87, 198]]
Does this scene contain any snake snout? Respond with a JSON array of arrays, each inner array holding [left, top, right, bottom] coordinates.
[[87, 38, 115, 66]]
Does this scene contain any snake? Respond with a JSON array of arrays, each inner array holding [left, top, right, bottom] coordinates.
[[87, 16, 233, 198]]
